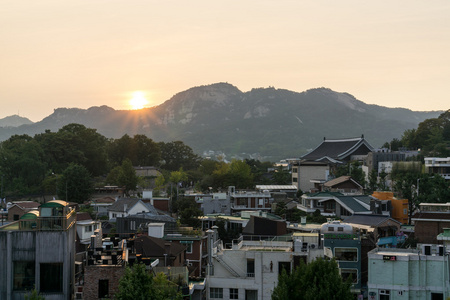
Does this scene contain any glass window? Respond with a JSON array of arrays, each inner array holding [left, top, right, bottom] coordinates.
[[185, 243, 192, 254], [40, 263, 63, 293], [247, 259, 255, 277], [13, 261, 35, 291], [230, 288, 239, 299], [85, 225, 92, 233], [341, 269, 358, 283], [210, 287, 223, 299], [334, 248, 358, 262]]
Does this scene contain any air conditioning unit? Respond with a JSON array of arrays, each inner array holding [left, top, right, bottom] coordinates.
[[309, 243, 318, 249]]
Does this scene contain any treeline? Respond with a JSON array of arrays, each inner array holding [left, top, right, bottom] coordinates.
[[383, 109, 450, 157], [0, 123, 289, 202]]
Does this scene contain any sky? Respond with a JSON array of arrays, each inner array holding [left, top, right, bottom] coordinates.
[[1, 1, 449, 122]]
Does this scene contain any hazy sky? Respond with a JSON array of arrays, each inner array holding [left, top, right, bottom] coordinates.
[[1, 1, 449, 122]]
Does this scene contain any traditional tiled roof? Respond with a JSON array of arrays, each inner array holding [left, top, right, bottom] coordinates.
[[301, 136, 373, 162]]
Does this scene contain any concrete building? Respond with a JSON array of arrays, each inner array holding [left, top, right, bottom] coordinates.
[[0, 200, 77, 300], [425, 157, 450, 181], [228, 186, 273, 214], [206, 232, 322, 300], [368, 247, 450, 300]]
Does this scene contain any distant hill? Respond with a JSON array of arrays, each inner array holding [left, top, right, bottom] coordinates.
[[0, 115, 33, 128], [0, 83, 443, 161]]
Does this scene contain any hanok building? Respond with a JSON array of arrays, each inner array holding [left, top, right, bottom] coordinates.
[[0, 200, 76, 300], [292, 136, 373, 193]]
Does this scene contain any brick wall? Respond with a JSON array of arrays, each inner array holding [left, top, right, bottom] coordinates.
[[83, 265, 125, 299]]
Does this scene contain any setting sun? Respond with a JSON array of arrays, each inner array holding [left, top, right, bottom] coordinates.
[[129, 91, 148, 110]]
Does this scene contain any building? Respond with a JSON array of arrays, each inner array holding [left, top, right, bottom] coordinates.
[[292, 136, 374, 192], [425, 157, 450, 181], [229, 186, 273, 214], [7, 201, 40, 222], [107, 198, 152, 220], [368, 246, 450, 300], [206, 231, 322, 300], [321, 221, 362, 294], [0, 200, 76, 300], [323, 176, 364, 195], [299, 192, 374, 219], [412, 203, 450, 244], [372, 192, 408, 224]]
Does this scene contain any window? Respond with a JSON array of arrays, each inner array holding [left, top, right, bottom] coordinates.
[[247, 259, 255, 277], [210, 287, 223, 299], [85, 225, 92, 233], [13, 261, 35, 291], [293, 168, 298, 173], [245, 290, 257, 300], [230, 288, 239, 299], [341, 269, 358, 283], [98, 279, 109, 298], [328, 227, 334, 231], [13, 214, 20, 221], [186, 243, 192, 254], [337, 227, 344, 232], [292, 177, 298, 182], [40, 263, 63, 293], [334, 248, 358, 262]]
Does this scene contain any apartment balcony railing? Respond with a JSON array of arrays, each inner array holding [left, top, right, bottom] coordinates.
[[19, 209, 76, 231]]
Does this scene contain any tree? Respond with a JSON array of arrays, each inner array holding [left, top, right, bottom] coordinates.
[[115, 263, 182, 300], [368, 169, 378, 193], [25, 288, 46, 300], [0, 134, 47, 196], [117, 159, 139, 196], [159, 141, 201, 171], [59, 163, 93, 203], [272, 258, 353, 300], [175, 196, 203, 228]]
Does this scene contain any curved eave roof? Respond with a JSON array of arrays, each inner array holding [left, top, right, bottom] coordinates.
[[20, 210, 40, 219], [40, 200, 70, 208], [301, 137, 373, 161]]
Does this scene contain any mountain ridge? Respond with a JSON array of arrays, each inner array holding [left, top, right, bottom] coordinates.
[[0, 83, 444, 160]]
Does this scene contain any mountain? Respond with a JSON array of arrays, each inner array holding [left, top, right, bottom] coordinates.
[[0, 115, 33, 128], [0, 83, 443, 161]]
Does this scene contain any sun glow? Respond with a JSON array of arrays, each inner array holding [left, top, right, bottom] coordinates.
[[129, 91, 148, 110]]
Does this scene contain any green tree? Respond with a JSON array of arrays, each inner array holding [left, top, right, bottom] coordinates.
[[25, 288, 46, 300], [118, 159, 139, 196], [175, 196, 203, 228], [272, 258, 353, 300], [0, 134, 46, 196], [274, 201, 287, 218], [59, 163, 93, 203], [115, 263, 182, 300], [159, 141, 201, 171], [368, 169, 378, 193]]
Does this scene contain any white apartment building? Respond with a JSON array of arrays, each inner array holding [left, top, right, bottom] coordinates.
[[206, 233, 322, 300]]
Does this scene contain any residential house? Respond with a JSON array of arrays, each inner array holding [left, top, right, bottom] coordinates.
[[425, 157, 450, 181], [206, 230, 322, 300], [90, 196, 115, 217], [299, 192, 374, 219], [321, 221, 362, 294], [229, 186, 273, 214], [132, 235, 187, 267], [0, 200, 76, 300], [412, 203, 450, 244], [7, 201, 40, 222], [368, 246, 450, 300], [76, 212, 101, 252], [322, 176, 364, 195], [107, 198, 152, 220], [372, 191, 408, 224], [116, 211, 177, 237]]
